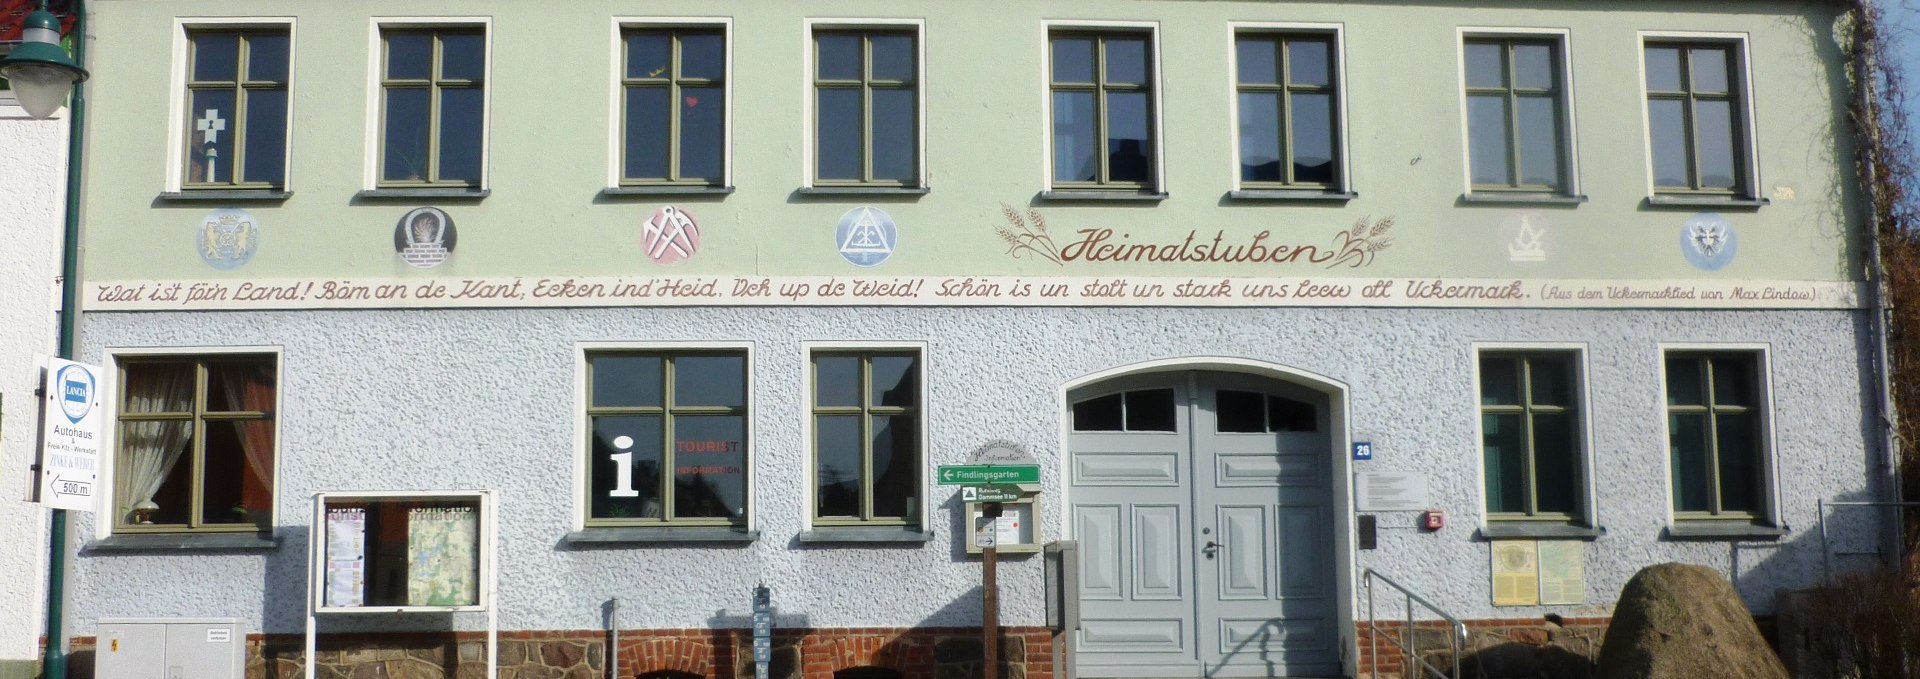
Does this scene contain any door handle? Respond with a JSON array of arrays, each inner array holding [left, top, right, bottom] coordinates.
[[1202, 540, 1221, 559]]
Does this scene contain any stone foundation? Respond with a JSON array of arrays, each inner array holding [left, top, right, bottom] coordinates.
[[65, 626, 1055, 679]]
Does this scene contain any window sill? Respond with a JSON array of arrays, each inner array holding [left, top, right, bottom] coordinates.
[[355, 187, 490, 200], [795, 527, 932, 544], [1479, 523, 1606, 540], [1664, 522, 1787, 540], [1228, 189, 1357, 203], [88, 532, 280, 553], [562, 526, 759, 545], [796, 186, 930, 196], [1460, 192, 1588, 206], [603, 185, 735, 197], [158, 189, 292, 202], [1645, 195, 1770, 210], [1039, 190, 1168, 203]]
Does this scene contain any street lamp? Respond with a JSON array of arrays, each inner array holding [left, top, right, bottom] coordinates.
[[0, 2, 88, 119]]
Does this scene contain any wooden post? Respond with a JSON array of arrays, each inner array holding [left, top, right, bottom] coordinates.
[[983, 502, 1002, 679]]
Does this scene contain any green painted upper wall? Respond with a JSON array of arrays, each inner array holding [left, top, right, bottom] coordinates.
[[77, 0, 1861, 284]]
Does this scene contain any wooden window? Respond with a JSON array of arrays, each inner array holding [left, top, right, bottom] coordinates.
[[1464, 38, 1567, 192], [811, 351, 920, 526], [1479, 352, 1584, 521], [813, 29, 919, 186], [1049, 31, 1155, 189], [114, 355, 276, 532], [1235, 32, 1339, 189], [1665, 352, 1766, 519], [1644, 41, 1751, 195], [183, 28, 291, 188], [621, 27, 725, 185], [379, 27, 486, 187], [586, 351, 748, 526]]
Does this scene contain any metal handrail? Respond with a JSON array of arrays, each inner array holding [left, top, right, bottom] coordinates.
[[1817, 499, 1919, 582], [1364, 569, 1468, 679]]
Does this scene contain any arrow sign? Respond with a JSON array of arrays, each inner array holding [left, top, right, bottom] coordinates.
[[937, 464, 1039, 485]]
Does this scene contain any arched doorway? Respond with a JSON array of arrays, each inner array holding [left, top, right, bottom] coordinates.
[[1066, 369, 1341, 678]]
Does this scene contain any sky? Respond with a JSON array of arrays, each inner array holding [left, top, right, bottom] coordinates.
[[1894, 1, 1920, 195]]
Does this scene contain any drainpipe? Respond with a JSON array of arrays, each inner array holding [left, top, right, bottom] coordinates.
[[1848, 3, 1901, 568], [42, 0, 87, 676]]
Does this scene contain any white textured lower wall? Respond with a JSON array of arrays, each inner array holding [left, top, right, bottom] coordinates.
[[67, 306, 1881, 637], [0, 101, 67, 660]]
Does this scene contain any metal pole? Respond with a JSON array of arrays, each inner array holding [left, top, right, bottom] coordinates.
[[1819, 498, 1832, 584], [984, 543, 999, 679], [1847, 0, 1904, 572], [1403, 593, 1413, 677], [43, 0, 88, 675], [1366, 574, 1376, 679]]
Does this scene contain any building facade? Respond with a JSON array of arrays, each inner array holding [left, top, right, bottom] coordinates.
[[62, 0, 1878, 677], [0, 39, 71, 679]]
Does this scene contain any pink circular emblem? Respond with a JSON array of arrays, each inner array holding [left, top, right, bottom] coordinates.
[[641, 205, 701, 265]]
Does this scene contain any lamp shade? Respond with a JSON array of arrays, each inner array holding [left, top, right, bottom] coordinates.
[[0, 9, 87, 119]]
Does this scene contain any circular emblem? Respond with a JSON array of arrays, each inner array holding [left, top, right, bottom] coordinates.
[[641, 205, 701, 265], [1680, 212, 1737, 271], [197, 208, 259, 269], [54, 364, 95, 424], [835, 206, 897, 267], [393, 207, 458, 269]]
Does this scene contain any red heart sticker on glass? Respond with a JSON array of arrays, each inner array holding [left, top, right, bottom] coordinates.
[[685, 96, 699, 107]]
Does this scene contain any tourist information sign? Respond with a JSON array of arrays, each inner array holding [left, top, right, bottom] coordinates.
[[961, 485, 1023, 503]]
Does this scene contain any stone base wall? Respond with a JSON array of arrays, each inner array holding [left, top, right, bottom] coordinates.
[[1354, 616, 1610, 679], [66, 626, 1055, 679]]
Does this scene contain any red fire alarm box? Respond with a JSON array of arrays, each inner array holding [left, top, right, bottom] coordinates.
[[1422, 509, 1444, 530]]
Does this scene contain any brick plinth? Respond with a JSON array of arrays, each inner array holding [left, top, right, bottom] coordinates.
[[66, 626, 1056, 679]]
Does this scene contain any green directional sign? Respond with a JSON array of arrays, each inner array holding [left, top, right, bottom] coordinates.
[[961, 485, 1024, 503], [937, 464, 1039, 485]]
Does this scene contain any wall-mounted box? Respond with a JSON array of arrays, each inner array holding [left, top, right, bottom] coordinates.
[[96, 618, 244, 679], [964, 492, 1042, 554]]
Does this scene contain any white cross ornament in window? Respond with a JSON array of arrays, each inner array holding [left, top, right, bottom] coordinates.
[[196, 109, 226, 181]]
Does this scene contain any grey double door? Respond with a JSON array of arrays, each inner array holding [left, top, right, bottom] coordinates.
[[1069, 372, 1338, 678]]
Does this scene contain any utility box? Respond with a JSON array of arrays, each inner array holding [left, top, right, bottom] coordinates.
[[96, 618, 244, 679]]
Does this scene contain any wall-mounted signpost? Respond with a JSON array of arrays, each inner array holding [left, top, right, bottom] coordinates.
[[941, 442, 1042, 679]]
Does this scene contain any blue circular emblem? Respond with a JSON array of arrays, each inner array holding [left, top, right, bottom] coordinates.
[[835, 206, 897, 267], [54, 364, 95, 424], [1679, 212, 1736, 271], [198, 208, 259, 270]]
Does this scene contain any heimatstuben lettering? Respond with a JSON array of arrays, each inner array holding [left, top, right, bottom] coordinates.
[[996, 206, 1397, 269]]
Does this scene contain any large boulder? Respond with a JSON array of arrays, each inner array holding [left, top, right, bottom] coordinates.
[[1595, 563, 1787, 679]]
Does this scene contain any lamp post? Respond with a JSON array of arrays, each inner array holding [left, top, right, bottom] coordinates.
[[2, 1, 88, 677]]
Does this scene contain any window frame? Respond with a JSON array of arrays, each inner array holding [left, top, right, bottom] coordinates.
[[1455, 27, 1581, 198], [1227, 22, 1350, 194], [801, 18, 927, 190], [1637, 31, 1761, 199], [802, 341, 929, 531], [102, 347, 282, 536], [1041, 20, 1166, 194], [574, 342, 755, 531], [1469, 343, 1597, 530], [608, 17, 733, 190], [1658, 345, 1778, 525], [165, 18, 297, 194], [363, 18, 492, 192]]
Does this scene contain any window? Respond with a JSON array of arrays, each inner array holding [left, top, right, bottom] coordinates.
[[1050, 30, 1156, 190], [113, 354, 276, 532], [1235, 32, 1339, 189], [812, 28, 919, 187], [1463, 37, 1568, 192], [585, 351, 747, 526], [621, 26, 725, 186], [1644, 40, 1752, 196], [1072, 388, 1175, 432], [182, 28, 291, 189], [1478, 352, 1584, 522], [811, 351, 920, 526], [379, 27, 485, 187], [1665, 352, 1767, 520]]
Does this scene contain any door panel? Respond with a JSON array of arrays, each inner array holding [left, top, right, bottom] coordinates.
[[1071, 372, 1338, 678]]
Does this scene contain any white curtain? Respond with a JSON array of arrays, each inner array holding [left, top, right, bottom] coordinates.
[[115, 370, 195, 521]]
